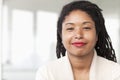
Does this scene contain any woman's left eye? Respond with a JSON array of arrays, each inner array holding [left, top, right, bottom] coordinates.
[[83, 27, 91, 30]]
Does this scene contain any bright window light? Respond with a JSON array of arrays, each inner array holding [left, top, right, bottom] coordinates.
[[11, 9, 34, 68], [36, 11, 58, 66], [2, 5, 9, 64], [105, 17, 120, 62]]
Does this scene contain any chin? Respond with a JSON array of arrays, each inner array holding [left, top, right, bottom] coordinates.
[[71, 52, 86, 57]]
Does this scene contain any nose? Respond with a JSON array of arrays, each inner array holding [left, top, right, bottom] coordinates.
[[74, 29, 83, 39]]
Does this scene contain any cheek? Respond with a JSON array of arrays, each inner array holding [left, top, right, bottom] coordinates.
[[85, 32, 97, 44], [62, 32, 73, 46], [62, 34, 70, 43]]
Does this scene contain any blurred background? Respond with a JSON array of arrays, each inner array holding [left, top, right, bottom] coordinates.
[[1, 0, 120, 80]]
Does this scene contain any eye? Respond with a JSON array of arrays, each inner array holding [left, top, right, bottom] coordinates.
[[66, 27, 74, 30], [83, 27, 92, 30], [66, 27, 74, 31]]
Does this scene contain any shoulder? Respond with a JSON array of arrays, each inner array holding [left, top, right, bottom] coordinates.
[[97, 56, 120, 79], [36, 56, 68, 80], [97, 56, 120, 65], [97, 56, 120, 69], [45, 56, 67, 70], [36, 56, 67, 72]]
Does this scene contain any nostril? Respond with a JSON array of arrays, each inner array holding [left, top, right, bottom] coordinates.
[[74, 28, 83, 39], [75, 33, 83, 39]]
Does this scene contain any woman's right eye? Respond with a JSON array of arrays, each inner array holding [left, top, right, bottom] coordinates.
[[66, 27, 74, 31]]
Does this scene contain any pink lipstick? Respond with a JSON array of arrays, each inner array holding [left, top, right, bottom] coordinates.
[[72, 42, 86, 47]]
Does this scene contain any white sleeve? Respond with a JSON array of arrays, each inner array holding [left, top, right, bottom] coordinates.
[[113, 64, 120, 80], [35, 66, 48, 80], [115, 76, 120, 80]]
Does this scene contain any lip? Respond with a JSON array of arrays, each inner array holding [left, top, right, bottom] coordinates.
[[72, 42, 86, 47]]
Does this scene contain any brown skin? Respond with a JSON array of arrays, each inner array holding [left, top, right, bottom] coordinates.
[[62, 10, 98, 80]]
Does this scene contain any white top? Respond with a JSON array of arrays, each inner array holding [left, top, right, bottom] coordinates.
[[36, 51, 120, 80]]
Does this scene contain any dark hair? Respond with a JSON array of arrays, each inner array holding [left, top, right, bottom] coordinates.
[[56, 0, 117, 62]]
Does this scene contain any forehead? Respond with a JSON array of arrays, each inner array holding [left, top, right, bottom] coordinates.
[[63, 10, 95, 25]]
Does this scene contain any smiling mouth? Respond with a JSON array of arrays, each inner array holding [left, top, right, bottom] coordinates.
[[72, 42, 86, 47]]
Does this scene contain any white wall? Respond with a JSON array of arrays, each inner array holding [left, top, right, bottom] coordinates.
[[92, 0, 120, 62], [1, 0, 120, 80], [4, 0, 73, 12], [0, 0, 3, 80], [2, 0, 74, 80]]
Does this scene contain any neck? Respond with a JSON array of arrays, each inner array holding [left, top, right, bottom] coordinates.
[[68, 51, 94, 72]]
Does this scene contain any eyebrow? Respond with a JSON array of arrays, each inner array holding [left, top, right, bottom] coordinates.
[[64, 23, 74, 26], [64, 21, 94, 26], [82, 21, 93, 25]]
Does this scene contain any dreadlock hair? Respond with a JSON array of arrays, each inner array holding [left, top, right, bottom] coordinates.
[[56, 0, 117, 62]]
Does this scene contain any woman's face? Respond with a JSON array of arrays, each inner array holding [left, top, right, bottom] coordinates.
[[62, 10, 97, 57]]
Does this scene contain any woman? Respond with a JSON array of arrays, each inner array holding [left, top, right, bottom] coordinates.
[[36, 1, 120, 80]]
